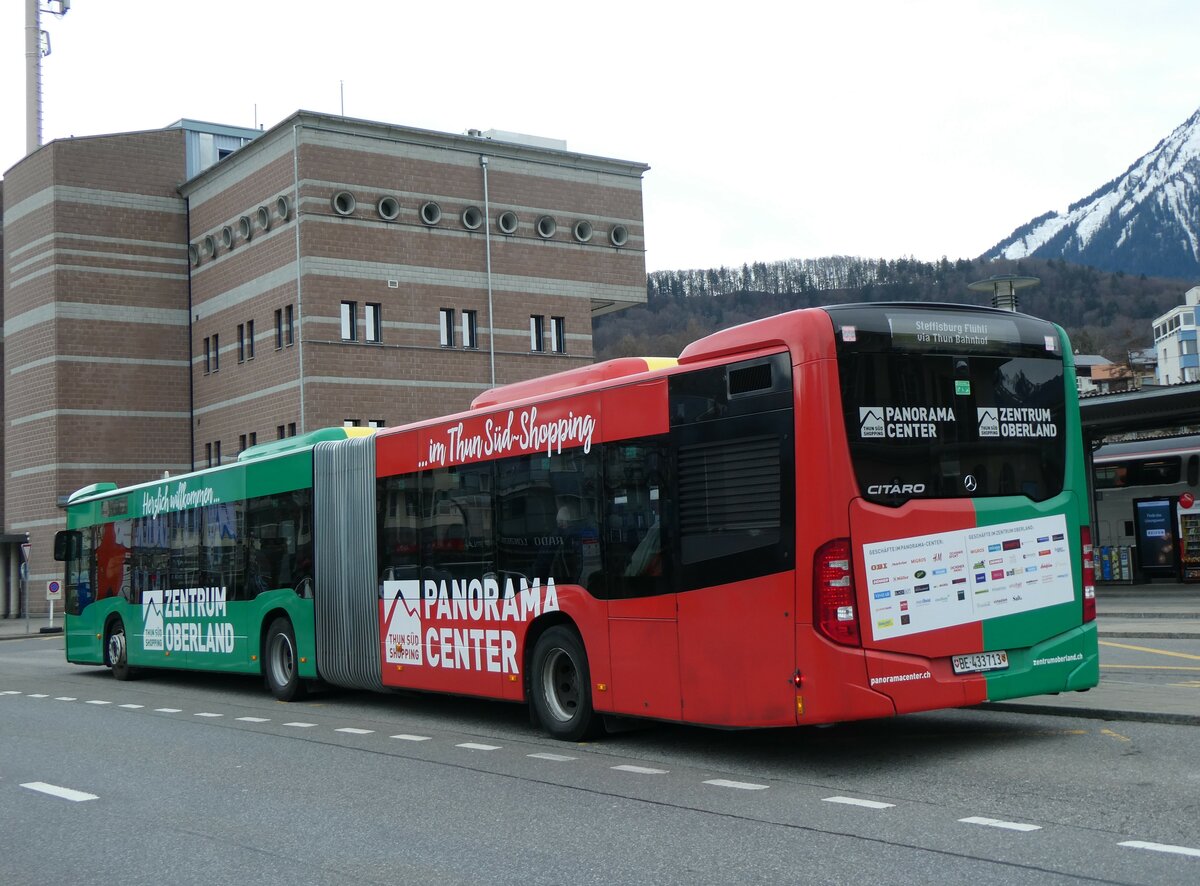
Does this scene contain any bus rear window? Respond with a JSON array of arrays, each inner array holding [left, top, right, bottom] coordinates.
[[828, 307, 1067, 505]]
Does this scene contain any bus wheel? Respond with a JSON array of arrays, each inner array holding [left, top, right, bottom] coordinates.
[[530, 626, 600, 741], [264, 617, 307, 702], [106, 620, 134, 681]]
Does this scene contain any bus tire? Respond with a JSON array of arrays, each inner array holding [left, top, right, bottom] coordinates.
[[264, 617, 307, 702], [530, 626, 600, 741], [105, 619, 135, 681]]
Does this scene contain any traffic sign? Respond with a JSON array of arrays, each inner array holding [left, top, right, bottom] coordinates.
[[21, 542, 31, 562], [46, 580, 63, 602]]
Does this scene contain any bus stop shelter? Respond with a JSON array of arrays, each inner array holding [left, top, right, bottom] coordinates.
[[1081, 383, 1200, 585]]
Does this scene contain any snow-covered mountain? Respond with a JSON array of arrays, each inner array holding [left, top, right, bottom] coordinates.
[[986, 107, 1200, 279]]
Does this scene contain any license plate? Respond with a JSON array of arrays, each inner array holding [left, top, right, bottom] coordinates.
[[952, 650, 1009, 675]]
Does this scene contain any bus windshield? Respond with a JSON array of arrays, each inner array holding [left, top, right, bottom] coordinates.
[[826, 305, 1067, 505]]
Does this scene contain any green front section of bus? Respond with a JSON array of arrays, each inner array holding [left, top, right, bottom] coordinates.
[[67, 590, 316, 678], [122, 589, 316, 677], [974, 327, 1099, 700], [66, 448, 314, 528], [63, 448, 318, 680]]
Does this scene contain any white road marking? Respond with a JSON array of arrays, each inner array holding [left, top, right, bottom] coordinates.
[[1119, 840, 1200, 858], [0, 691, 20, 695], [959, 816, 1041, 832], [283, 722, 317, 728], [85, 700, 111, 705], [28, 694, 49, 698], [154, 708, 182, 713], [457, 742, 501, 751], [21, 782, 98, 802], [236, 717, 270, 723], [55, 697, 77, 701], [824, 796, 895, 809], [118, 704, 143, 709], [391, 734, 432, 742], [528, 752, 576, 761], [612, 764, 668, 775], [336, 728, 374, 735], [705, 779, 769, 791], [194, 712, 222, 718]]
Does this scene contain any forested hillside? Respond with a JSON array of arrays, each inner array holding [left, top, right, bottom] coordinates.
[[594, 256, 1190, 363]]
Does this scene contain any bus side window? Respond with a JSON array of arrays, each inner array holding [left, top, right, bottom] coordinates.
[[1188, 455, 1199, 487], [602, 441, 670, 599]]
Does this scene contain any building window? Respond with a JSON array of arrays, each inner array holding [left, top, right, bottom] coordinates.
[[551, 316, 566, 354], [214, 440, 222, 464], [205, 442, 212, 467], [212, 334, 220, 371], [247, 319, 255, 359], [239, 433, 247, 452], [288, 422, 297, 437], [462, 310, 478, 349], [368, 419, 386, 429], [365, 303, 381, 343], [341, 301, 357, 341], [203, 337, 211, 374], [277, 424, 286, 439], [249, 431, 257, 447], [237, 324, 246, 363], [530, 315, 545, 352], [273, 307, 297, 347], [440, 308, 455, 347], [344, 419, 361, 427]]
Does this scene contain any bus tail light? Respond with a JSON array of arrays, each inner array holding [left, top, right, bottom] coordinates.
[[815, 538, 860, 646], [1081, 526, 1096, 623]]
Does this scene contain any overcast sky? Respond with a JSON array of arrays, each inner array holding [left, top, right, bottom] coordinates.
[[2, 1, 1198, 273]]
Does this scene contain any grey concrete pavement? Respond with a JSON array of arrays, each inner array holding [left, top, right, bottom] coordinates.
[[986, 581, 1200, 726], [4, 582, 1197, 725]]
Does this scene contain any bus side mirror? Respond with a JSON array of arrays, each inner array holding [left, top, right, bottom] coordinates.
[[53, 530, 82, 562]]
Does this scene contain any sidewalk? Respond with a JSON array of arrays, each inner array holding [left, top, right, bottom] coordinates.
[[3, 584, 1197, 725], [0, 615, 64, 639], [986, 581, 1200, 726]]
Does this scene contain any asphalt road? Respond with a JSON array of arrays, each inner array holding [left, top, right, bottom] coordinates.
[[2, 635, 1199, 886]]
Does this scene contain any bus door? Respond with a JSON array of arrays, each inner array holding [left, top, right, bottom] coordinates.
[[668, 354, 797, 728], [601, 441, 681, 721]]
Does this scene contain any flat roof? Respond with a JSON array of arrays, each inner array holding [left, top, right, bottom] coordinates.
[[1081, 383, 1200, 441]]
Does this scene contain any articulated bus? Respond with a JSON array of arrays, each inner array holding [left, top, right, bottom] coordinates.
[[55, 303, 1099, 740]]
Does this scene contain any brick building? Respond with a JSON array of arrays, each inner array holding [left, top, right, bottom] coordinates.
[[0, 112, 648, 618]]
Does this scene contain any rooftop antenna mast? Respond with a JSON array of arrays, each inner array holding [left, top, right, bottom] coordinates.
[[26, 0, 71, 155]]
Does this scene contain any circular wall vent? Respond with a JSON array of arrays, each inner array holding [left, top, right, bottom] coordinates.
[[421, 201, 442, 225]]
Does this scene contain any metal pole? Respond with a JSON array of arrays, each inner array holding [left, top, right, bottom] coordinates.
[[22, 535, 30, 635], [481, 156, 496, 387], [293, 124, 306, 432], [25, 0, 41, 154]]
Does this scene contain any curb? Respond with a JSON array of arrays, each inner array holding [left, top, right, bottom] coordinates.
[[1101, 613, 1200, 620], [984, 701, 1200, 728], [1100, 631, 1200, 640]]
